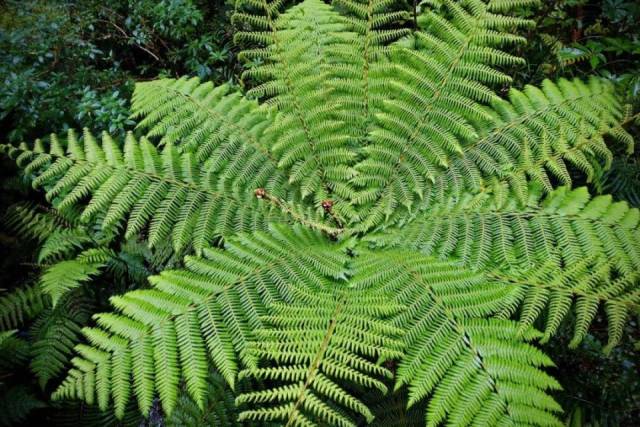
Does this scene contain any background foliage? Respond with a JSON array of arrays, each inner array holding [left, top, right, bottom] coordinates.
[[0, 0, 237, 142], [0, 0, 638, 425]]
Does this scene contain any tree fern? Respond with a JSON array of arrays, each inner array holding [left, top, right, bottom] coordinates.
[[1, 0, 639, 425]]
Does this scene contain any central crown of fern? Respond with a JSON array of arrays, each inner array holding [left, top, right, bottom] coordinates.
[[2, 0, 639, 426]]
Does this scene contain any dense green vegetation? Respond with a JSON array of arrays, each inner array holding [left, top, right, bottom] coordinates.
[[1, 0, 638, 426]]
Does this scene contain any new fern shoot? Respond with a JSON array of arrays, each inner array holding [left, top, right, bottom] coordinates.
[[1, 0, 639, 426]]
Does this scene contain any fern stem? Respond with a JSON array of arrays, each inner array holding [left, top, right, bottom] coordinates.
[[411, 270, 518, 419], [258, 0, 337, 202], [284, 301, 343, 426]]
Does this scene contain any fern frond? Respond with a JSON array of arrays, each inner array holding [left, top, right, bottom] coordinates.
[[352, 250, 563, 426], [330, 0, 411, 143], [29, 294, 93, 388], [373, 185, 640, 271], [235, 0, 361, 208], [352, 0, 536, 229], [39, 248, 110, 305], [131, 78, 297, 203], [448, 77, 634, 203], [371, 186, 640, 349], [53, 224, 350, 417], [363, 75, 630, 230], [487, 258, 639, 352], [236, 287, 403, 426], [1, 130, 339, 251], [0, 284, 49, 331]]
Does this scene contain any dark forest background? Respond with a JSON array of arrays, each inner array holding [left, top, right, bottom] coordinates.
[[0, 1, 639, 425]]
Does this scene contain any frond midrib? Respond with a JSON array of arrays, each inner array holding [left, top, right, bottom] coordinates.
[[284, 301, 343, 426], [5, 144, 342, 236], [409, 269, 518, 419], [256, 0, 337, 198]]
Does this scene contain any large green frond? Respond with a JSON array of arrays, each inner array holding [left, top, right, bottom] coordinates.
[[371, 186, 640, 349], [235, 0, 358, 207], [352, 250, 563, 426], [37, 227, 93, 263], [236, 288, 403, 426], [351, 0, 536, 229], [330, 0, 411, 142], [52, 224, 349, 417], [431, 78, 635, 208], [131, 78, 294, 201], [1, 129, 339, 252]]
